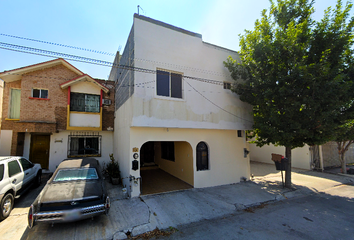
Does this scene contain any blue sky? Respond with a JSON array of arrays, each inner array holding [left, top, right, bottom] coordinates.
[[0, 0, 350, 79]]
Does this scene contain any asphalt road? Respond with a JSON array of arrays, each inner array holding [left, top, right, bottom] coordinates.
[[157, 184, 354, 240]]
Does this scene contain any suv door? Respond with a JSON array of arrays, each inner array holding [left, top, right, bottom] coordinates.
[[19, 158, 35, 186], [7, 160, 24, 193]]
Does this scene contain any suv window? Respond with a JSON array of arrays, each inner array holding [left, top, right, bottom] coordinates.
[[0, 164, 4, 181], [19, 158, 33, 171], [8, 160, 22, 177]]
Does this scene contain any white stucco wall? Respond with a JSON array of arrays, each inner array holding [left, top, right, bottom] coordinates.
[[0, 130, 13, 156], [46, 131, 113, 172], [23, 132, 31, 159], [114, 98, 134, 196], [69, 113, 100, 127], [131, 16, 253, 130], [71, 81, 101, 95], [249, 143, 311, 170]]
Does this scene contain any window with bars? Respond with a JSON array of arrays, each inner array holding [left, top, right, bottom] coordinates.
[[68, 134, 101, 157], [70, 92, 100, 113]]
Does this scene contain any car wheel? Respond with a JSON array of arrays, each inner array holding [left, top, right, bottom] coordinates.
[[0, 193, 14, 220], [28, 205, 35, 228], [105, 196, 110, 215], [34, 172, 42, 188]]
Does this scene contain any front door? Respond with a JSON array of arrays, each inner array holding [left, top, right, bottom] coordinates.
[[30, 135, 50, 169]]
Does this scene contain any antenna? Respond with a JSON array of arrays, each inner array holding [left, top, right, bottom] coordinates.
[[137, 5, 144, 15]]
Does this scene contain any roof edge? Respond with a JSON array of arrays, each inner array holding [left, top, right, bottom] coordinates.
[[134, 14, 202, 39]]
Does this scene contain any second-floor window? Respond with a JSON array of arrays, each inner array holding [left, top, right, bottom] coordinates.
[[70, 93, 100, 113], [9, 88, 21, 119], [156, 70, 182, 99], [32, 89, 48, 99]]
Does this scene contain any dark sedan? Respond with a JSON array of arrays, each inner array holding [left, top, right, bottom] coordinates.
[[28, 158, 110, 228]]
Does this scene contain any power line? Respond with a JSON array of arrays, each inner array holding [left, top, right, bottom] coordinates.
[[0, 33, 115, 56], [183, 77, 253, 123], [0, 42, 252, 123]]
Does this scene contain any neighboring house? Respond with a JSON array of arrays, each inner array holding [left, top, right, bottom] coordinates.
[[249, 143, 312, 170], [109, 14, 253, 197], [249, 141, 354, 170], [0, 59, 115, 171]]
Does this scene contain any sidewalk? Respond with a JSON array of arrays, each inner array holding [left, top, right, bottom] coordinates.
[[25, 162, 354, 240], [111, 162, 354, 239]]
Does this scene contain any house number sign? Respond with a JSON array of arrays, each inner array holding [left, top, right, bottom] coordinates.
[[132, 147, 139, 152]]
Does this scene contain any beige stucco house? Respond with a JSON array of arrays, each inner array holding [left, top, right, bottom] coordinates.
[[109, 14, 253, 197]]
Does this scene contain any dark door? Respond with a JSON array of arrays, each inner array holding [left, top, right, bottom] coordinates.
[[140, 142, 155, 166], [30, 135, 50, 169]]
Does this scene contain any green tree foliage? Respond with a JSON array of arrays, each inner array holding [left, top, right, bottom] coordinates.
[[224, 0, 354, 186]]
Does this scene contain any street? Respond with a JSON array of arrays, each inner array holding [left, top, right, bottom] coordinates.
[[1, 163, 354, 240], [158, 184, 354, 240]]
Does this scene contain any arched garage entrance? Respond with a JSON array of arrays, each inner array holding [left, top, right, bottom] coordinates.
[[140, 141, 194, 195]]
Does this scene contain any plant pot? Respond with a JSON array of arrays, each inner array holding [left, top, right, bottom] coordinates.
[[111, 177, 120, 185]]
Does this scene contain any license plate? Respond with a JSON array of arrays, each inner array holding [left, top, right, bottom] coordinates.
[[64, 209, 81, 221]]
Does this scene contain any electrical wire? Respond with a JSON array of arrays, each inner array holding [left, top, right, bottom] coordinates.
[[0, 43, 252, 123], [0, 33, 115, 56]]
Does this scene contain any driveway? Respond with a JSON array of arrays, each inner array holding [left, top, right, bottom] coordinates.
[[0, 173, 51, 240]]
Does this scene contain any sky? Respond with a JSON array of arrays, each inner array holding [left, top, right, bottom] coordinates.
[[0, 0, 351, 80]]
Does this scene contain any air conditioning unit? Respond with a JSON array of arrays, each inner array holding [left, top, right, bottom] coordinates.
[[102, 99, 112, 105]]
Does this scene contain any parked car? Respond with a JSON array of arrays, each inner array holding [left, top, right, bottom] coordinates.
[[28, 158, 110, 228], [0, 156, 42, 220]]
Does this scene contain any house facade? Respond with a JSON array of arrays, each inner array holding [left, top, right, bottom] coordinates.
[[110, 14, 253, 197], [0, 59, 115, 171]]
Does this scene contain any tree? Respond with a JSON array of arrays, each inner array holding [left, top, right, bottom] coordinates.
[[334, 119, 354, 174], [224, 0, 354, 187]]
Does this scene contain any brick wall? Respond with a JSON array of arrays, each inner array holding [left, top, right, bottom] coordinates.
[[20, 64, 79, 123], [97, 79, 115, 131]]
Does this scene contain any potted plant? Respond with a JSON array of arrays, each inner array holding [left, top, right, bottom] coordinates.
[[104, 154, 121, 185]]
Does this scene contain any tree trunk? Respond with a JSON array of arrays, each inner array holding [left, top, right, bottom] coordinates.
[[340, 152, 347, 174], [285, 146, 292, 188]]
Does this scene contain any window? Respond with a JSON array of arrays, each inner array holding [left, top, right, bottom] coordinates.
[[9, 89, 21, 119], [70, 93, 100, 113], [32, 89, 48, 99], [54, 168, 98, 182], [156, 70, 182, 98], [8, 160, 22, 177], [19, 158, 33, 171], [0, 164, 4, 181], [237, 130, 243, 138], [68, 134, 101, 157], [161, 141, 175, 161], [197, 142, 209, 171], [223, 82, 231, 90]]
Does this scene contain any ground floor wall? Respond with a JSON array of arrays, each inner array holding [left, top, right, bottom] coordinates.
[[122, 127, 250, 197], [249, 143, 311, 170], [0, 130, 12, 156], [0, 130, 113, 172]]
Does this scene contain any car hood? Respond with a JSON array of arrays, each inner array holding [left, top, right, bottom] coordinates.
[[40, 181, 103, 204]]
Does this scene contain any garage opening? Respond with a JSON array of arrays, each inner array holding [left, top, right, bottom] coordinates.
[[140, 141, 193, 195]]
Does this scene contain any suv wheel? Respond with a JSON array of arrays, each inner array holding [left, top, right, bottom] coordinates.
[[0, 193, 14, 220], [34, 172, 42, 188]]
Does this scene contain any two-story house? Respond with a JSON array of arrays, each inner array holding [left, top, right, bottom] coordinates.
[[110, 14, 253, 197], [0, 58, 115, 171]]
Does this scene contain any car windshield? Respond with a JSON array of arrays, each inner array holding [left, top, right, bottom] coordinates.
[[53, 168, 98, 182]]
